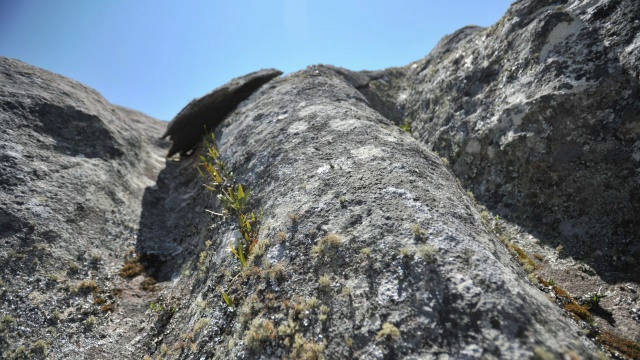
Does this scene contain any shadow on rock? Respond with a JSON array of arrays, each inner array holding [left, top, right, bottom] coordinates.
[[135, 157, 212, 281]]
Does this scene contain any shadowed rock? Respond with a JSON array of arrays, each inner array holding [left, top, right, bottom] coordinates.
[[162, 68, 282, 157]]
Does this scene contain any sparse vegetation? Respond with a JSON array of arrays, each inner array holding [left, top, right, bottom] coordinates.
[[563, 302, 592, 322], [31, 340, 49, 356], [199, 133, 266, 306], [311, 233, 343, 260], [399, 246, 414, 258], [596, 330, 640, 359], [140, 277, 157, 291]]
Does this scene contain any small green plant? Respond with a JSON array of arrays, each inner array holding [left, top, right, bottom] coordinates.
[[221, 291, 235, 307], [199, 134, 264, 306], [399, 246, 414, 258], [312, 233, 343, 260], [399, 120, 412, 133], [548, 279, 556, 286], [220, 184, 251, 214], [306, 297, 320, 309], [150, 302, 164, 312]]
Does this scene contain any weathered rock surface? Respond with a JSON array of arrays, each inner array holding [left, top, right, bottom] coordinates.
[[397, 0, 640, 283], [0, 57, 169, 359], [162, 69, 283, 158], [1, 0, 640, 358]]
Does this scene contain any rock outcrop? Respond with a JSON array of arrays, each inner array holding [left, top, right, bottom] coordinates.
[[0, 57, 168, 358], [162, 69, 283, 158], [398, 0, 640, 282], [1, 0, 639, 358]]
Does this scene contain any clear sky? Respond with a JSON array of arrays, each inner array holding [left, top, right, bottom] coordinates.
[[0, 0, 513, 121]]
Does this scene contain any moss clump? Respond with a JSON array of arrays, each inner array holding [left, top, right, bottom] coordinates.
[[318, 305, 331, 322], [417, 244, 437, 262], [376, 322, 401, 341], [563, 302, 592, 322], [140, 277, 157, 291], [359, 247, 372, 257], [193, 318, 210, 334], [318, 275, 331, 289], [533, 346, 555, 360], [535, 275, 549, 287], [119, 261, 144, 278], [552, 286, 570, 299], [597, 330, 640, 359], [311, 233, 343, 260], [101, 303, 116, 312], [244, 318, 277, 349], [290, 333, 325, 360], [31, 339, 49, 356], [77, 280, 98, 294]]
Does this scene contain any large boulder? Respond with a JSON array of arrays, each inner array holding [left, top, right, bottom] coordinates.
[[162, 69, 283, 158], [148, 66, 595, 359]]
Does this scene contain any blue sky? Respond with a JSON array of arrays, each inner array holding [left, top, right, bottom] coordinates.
[[0, 1, 513, 121]]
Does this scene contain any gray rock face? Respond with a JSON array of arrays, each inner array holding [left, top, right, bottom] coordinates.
[[162, 69, 283, 158], [396, 0, 640, 282], [168, 66, 595, 359], [0, 57, 168, 359], [1, 0, 639, 358]]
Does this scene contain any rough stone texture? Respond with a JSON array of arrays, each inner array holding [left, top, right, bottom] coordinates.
[[2, 0, 640, 358], [162, 69, 283, 158], [0, 57, 168, 359], [164, 67, 595, 359], [398, 0, 640, 284]]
